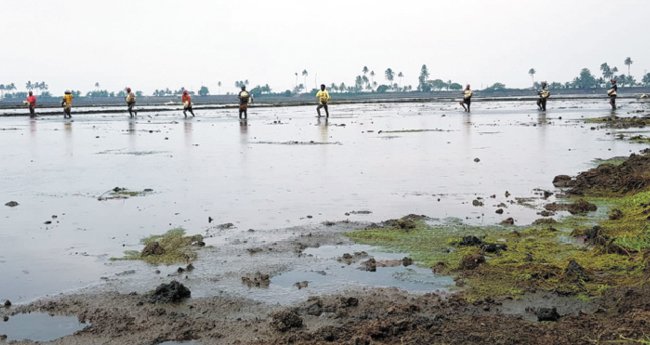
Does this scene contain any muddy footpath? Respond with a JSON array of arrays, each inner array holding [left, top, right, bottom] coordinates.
[[2, 105, 650, 344]]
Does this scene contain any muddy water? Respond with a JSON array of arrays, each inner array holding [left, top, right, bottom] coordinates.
[[0, 312, 87, 342], [0, 99, 647, 303]]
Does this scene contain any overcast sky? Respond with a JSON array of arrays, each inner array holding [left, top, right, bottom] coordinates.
[[2, 0, 649, 94]]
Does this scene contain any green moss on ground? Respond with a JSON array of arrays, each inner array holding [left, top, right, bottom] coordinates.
[[98, 187, 154, 200], [346, 191, 649, 301], [114, 228, 204, 265]]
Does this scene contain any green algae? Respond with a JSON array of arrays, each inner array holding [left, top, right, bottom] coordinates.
[[346, 192, 647, 301], [114, 228, 205, 265], [97, 187, 154, 201]]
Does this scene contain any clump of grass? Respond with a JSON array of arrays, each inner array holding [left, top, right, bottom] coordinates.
[[98, 187, 154, 201], [114, 228, 205, 265]]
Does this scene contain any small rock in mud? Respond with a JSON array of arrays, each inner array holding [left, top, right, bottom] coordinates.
[[567, 199, 598, 215], [459, 235, 483, 246], [402, 257, 413, 266], [3, 300, 11, 308], [608, 209, 624, 220], [305, 297, 323, 316], [474, 157, 480, 163], [361, 257, 377, 272], [294, 281, 309, 290], [564, 259, 590, 283], [495, 208, 504, 214], [270, 309, 303, 332], [141, 241, 165, 256], [481, 243, 507, 253], [432, 261, 447, 273], [148, 280, 191, 303], [500, 217, 515, 225], [536, 307, 561, 322], [340, 296, 359, 307], [241, 272, 270, 288], [552, 175, 574, 188], [247, 247, 264, 255], [338, 251, 368, 265], [472, 199, 484, 207], [460, 254, 485, 270], [505, 191, 511, 198], [4, 201, 19, 207], [538, 210, 555, 217], [217, 222, 235, 230]]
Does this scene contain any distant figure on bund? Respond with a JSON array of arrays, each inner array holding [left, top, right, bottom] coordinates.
[[182, 90, 195, 118], [607, 79, 618, 110], [459, 84, 472, 112], [238, 86, 252, 119], [61, 90, 73, 118], [315, 84, 331, 117], [125, 87, 137, 117], [25, 91, 37, 118], [537, 81, 550, 111]]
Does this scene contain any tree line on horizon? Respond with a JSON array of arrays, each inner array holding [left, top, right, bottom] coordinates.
[[2, 58, 649, 100]]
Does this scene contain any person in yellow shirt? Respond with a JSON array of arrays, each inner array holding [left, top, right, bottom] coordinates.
[[238, 86, 252, 119], [61, 90, 73, 118], [125, 87, 137, 118], [459, 84, 472, 112], [315, 84, 331, 117]]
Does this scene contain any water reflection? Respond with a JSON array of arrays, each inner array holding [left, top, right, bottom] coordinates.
[[184, 119, 193, 147], [317, 117, 328, 142], [64, 121, 73, 157]]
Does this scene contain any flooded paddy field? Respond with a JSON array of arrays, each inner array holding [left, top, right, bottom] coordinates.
[[1, 99, 649, 344]]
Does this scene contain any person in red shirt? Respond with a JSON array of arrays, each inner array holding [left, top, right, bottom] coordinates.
[[181, 90, 195, 117], [25, 91, 37, 118]]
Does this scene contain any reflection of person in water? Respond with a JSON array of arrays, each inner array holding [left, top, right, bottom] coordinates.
[[61, 90, 73, 118], [315, 84, 331, 117], [536, 81, 550, 111], [25, 91, 37, 118], [459, 84, 472, 112], [181, 90, 195, 118], [238, 86, 252, 119], [607, 79, 618, 110]]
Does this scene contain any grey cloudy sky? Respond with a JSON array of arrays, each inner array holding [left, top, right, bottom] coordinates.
[[2, 0, 649, 94]]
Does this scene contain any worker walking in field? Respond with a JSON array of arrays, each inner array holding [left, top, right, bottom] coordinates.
[[25, 91, 37, 118], [181, 90, 195, 118], [459, 84, 472, 112], [238, 86, 252, 119], [125, 87, 137, 118], [537, 81, 550, 111], [607, 79, 618, 110], [315, 84, 331, 117], [61, 90, 73, 118]]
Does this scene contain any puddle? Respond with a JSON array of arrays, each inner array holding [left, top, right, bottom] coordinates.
[[266, 244, 454, 302], [0, 312, 88, 342]]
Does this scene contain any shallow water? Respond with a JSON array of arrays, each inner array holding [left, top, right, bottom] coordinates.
[[0, 312, 87, 342], [0, 99, 648, 303]]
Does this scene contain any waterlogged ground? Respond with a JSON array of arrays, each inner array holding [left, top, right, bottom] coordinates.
[[0, 99, 648, 305]]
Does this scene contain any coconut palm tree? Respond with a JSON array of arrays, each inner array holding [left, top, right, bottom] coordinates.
[[398, 72, 404, 90], [218, 81, 222, 94], [362, 66, 369, 76], [385, 68, 395, 88], [600, 63, 613, 80], [370, 70, 375, 85], [624, 57, 633, 77], [301, 70, 308, 91], [528, 68, 536, 86]]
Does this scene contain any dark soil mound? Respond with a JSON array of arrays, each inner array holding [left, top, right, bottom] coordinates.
[[459, 235, 483, 246], [141, 241, 165, 256], [566, 152, 650, 195], [270, 309, 303, 332], [536, 307, 561, 322], [148, 280, 191, 303], [460, 254, 485, 270]]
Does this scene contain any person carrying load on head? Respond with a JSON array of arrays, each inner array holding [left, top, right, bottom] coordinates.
[[181, 90, 195, 118], [238, 86, 252, 119], [607, 79, 618, 110], [125, 87, 137, 118], [537, 81, 550, 111], [459, 84, 472, 112], [315, 84, 331, 117], [25, 91, 37, 118], [61, 90, 73, 118]]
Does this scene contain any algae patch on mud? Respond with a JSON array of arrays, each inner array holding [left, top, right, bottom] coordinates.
[[114, 228, 205, 265], [97, 187, 154, 201], [347, 198, 647, 302]]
